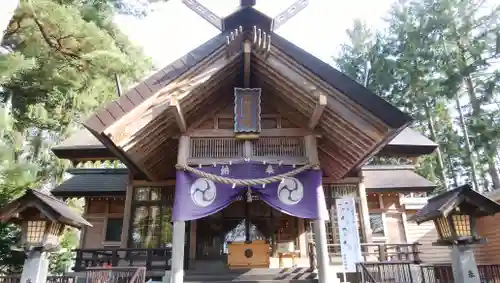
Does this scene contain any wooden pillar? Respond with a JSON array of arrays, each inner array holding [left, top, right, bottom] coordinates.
[[169, 136, 190, 283], [189, 221, 197, 260], [305, 135, 332, 283], [297, 218, 307, 258], [79, 199, 89, 248], [357, 171, 372, 244], [120, 173, 134, 248]]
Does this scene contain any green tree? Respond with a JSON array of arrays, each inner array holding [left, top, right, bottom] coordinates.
[[0, 0, 153, 272]]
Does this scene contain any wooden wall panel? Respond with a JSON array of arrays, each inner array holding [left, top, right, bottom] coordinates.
[[405, 211, 450, 263], [474, 214, 500, 264], [385, 213, 406, 244], [83, 219, 105, 249], [81, 198, 126, 249]]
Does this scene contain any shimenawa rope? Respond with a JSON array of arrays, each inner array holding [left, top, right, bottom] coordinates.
[[175, 163, 317, 186]]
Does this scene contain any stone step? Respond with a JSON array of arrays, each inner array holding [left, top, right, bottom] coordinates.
[[160, 267, 319, 283]]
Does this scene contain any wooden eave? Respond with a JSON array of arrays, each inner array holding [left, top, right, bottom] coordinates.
[[379, 127, 437, 156], [362, 165, 436, 193], [52, 126, 434, 161]]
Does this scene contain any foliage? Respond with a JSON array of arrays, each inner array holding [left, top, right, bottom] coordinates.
[[48, 228, 79, 275], [0, 0, 153, 273], [335, 0, 500, 193]]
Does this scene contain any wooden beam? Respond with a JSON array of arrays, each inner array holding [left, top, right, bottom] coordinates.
[[244, 41, 251, 87], [308, 94, 327, 129], [170, 95, 187, 133], [188, 128, 316, 138]]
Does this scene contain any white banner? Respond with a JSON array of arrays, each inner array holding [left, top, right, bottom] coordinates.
[[336, 197, 362, 272], [0, 0, 19, 43]]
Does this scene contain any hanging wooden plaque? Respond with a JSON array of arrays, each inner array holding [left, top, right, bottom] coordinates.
[[234, 88, 261, 139]]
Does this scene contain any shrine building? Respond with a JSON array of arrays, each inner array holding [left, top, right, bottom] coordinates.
[[50, 1, 449, 282]]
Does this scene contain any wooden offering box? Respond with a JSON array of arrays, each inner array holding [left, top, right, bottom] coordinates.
[[227, 240, 270, 269]]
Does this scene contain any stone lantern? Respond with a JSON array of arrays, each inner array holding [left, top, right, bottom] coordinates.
[[411, 184, 500, 283], [0, 189, 91, 283]]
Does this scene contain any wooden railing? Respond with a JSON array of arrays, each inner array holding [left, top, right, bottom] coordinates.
[[358, 262, 500, 283], [421, 264, 500, 283], [356, 263, 378, 283], [307, 242, 421, 271], [327, 243, 421, 263], [85, 267, 145, 283], [73, 248, 172, 272], [0, 275, 75, 283]]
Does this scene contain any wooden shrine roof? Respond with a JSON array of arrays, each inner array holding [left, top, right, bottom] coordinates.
[[50, 166, 434, 197], [410, 184, 500, 224], [362, 165, 436, 192], [51, 168, 129, 197], [0, 189, 91, 228], [52, 6, 431, 181]]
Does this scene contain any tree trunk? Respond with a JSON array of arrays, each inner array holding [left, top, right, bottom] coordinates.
[[447, 155, 459, 188], [424, 102, 447, 189], [454, 92, 480, 191], [464, 76, 500, 190]]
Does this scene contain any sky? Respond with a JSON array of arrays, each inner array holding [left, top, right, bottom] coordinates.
[[114, 0, 395, 69]]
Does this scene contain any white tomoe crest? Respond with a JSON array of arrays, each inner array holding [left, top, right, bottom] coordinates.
[[190, 178, 217, 207], [277, 177, 304, 205]]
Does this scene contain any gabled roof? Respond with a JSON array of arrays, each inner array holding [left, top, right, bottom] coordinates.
[[53, 6, 422, 181], [363, 165, 436, 192], [410, 184, 500, 224], [379, 128, 437, 156], [0, 189, 91, 228]]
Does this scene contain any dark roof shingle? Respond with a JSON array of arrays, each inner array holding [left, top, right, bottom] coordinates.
[[52, 169, 128, 197]]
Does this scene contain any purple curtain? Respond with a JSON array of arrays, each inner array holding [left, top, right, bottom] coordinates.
[[172, 161, 330, 221]]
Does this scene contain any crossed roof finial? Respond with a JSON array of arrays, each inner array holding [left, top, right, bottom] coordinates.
[[182, 0, 309, 31]]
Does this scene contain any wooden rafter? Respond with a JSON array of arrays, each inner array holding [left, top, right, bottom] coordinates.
[[104, 49, 237, 148], [308, 94, 327, 129], [249, 49, 395, 180], [169, 95, 187, 133], [127, 61, 242, 180], [254, 51, 387, 140]]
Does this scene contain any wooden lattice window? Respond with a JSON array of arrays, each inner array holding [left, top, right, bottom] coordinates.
[[190, 138, 244, 159], [27, 221, 46, 245], [252, 137, 305, 157]]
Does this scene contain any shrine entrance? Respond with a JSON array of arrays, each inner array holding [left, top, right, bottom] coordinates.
[[194, 199, 300, 267]]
